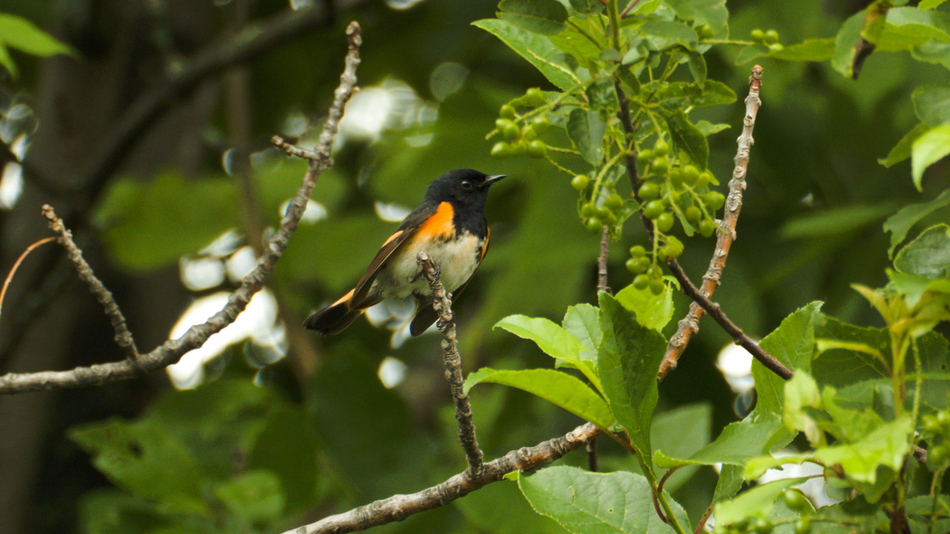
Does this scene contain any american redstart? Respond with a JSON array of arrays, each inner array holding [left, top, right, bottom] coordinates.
[[304, 169, 505, 336]]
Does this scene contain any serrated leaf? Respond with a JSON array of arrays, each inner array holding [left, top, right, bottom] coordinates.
[[880, 122, 930, 168], [913, 85, 950, 126], [913, 40, 950, 71], [912, 124, 950, 190], [832, 12, 866, 78], [568, 108, 606, 164], [656, 80, 737, 110], [517, 466, 691, 534], [495, 314, 601, 389], [666, 109, 708, 170], [562, 303, 602, 353], [498, 0, 570, 36], [597, 293, 666, 462], [695, 120, 730, 135], [714, 478, 807, 527], [894, 223, 950, 278], [473, 19, 580, 90], [753, 302, 821, 416], [687, 51, 706, 85], [664, 0, 728, 37], [213, 470, 285, 523], [768, 38, 835, 61], [783, 372, 822, 444], [463, 368, 615, 428], [653, 415, 784, 468], [641, 20, 698, 50], [884, 187, 950, 259], [878, 7, 950, 52], [614, 282, 674, 331], [921, 0, 949, 7]]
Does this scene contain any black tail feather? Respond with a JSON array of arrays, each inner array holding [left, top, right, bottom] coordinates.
[[303, 302, 364, 336]]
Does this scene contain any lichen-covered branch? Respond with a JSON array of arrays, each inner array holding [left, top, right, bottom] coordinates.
[[417, 251, 483, 475], [659, 65, 764, 381], [43, 206, 140, 363], [0, 21, 363, 395], [284, 423, 600, 534]]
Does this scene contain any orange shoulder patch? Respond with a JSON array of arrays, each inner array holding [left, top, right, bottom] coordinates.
[[415, 202, 455, 241], [479, 227, 490, 262]]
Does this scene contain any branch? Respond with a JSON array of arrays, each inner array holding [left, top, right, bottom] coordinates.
[[42, 206, 140, 363], [0, 237, 55, 321], [665, 260, 793, 380], [284, 423, 601, 534], [417, 252, 483, 475], [597, 225, 610, 294], [0, 21, 363, 395], [658, 65, 763, 381]]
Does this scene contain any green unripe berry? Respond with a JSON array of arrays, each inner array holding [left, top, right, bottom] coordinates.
[[633, 274, 650, 290], [653, 139, 669, 157], [625, 258, 639, 273], [572, 175, 590, 191], [764, 29, 779, 45], [595, 206, 611, 220], [586, 218, 603, 233], [655, 212, 674, 233], [652, 158, 669, 177], [794, 518, 812, 534], [633, 256, 651, 273], [605, 193, 624, 211], [531, 116, 551, 133], [527, 140, 547, 159], [496, 118, 520, 141], [647, 265, 662, 278], [750, 29, 765, 43], [522, 126, 538, 141], [510, 140, 527, 157], [752, 518, 774, 534], [698, 24, 715, 39], [500, 104, 517, 119], [697, 170, 712, 188], [699, 219, 717, 237], [638, 182, 660, 200], [630, 245, 647, 257], [930, 445, 949, 467], [669, 167, 684, 188], [923, 414, 940, 433], [662, 236, 683, 258], [580, 204, 596, 219], [637, 149, 653, 165], [705, 191, 726, 211], [682, 165, 699, 186], [643, 200, 665, 219], [649, 279, 665, 295], [783, 489, 809, 512], [601, 210, 617, 225], [526, 87, 546, 107], [685, 205, 702, 224], [491, 142, 512, 158]]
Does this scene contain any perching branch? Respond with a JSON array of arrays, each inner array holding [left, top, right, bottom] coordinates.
[[0, 237, 55, 321], [658, 65, 764, 381], [283, 423, 601, 534], [0, 21, 363, 395], [665, 260, 793, 380], [417, 251, 484, 475], [597, 225, 610, 294], [42, 206, 140, 363]]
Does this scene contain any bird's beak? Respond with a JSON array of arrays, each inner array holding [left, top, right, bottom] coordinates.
[[481, 174, 506, 188]]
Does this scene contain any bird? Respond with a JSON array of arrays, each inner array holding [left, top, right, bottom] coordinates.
[[304, 169, 505, 337]]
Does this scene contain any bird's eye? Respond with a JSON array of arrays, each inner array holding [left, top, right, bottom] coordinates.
[[461, 181, 473, 190]]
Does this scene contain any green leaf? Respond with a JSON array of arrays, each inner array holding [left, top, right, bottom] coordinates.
[[879, 123, 930, 168], [213, 470, 286, 523], [464, 368, 615, 428], [695, 120, 730, 136], [498, 0, 570, 36], [455, 479, 570, 534], [517, 466, 690, 533], [783, 372, 822, 444], [494, 314, 602, 389], [914, 85, 950, 126], [877, 7, 950, 52], [562, 303, 602, 353], [813, 417, 913, 500], [0, 45, 16, 78], [714, 478, 807, 527], [666, 109, 709, 169], [921, 0, 949, 8], [780, 203, 898, 239], [473, 19, 580, 90], [894, 224, 950, 278], [69, 419, 205, 504], [641, 20, 698, 51], [913, 40, 950, 70], [568, 108, 606, 164], [768, 38, 836, 61], [753, 302, 821, 417], [649, 403, 712, 492], [654, 415, 785, 468], [247, 408, 318, 516], [94, 172, 240, 272], [0, 14, 75, 78], [687, 51, 707, 85], [655, 80, 737, 110], [912, 124, 950, 190], [664, 0, 729, 37], [884, 188, 950, 258], [614, 282, 675, 331], [813, 315, 890, 389], [597, 293, 666, 462], [832, 12, 865, 78]]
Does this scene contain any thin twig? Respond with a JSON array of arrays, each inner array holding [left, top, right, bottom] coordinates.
[[42, 206, 141, 363], [0, 237, 55, 322], [284, 423, 601, 534], [597, 225, 610, 294], [587, 436, 598, 472], [417, 251, 484, 476], [0, 21, 363, 395], [694, 504, 714, 534], [659, 65, 763, 381], [665, 260, 793, 380]]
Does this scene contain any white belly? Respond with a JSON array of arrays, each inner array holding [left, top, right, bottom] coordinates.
[[374, 233, 483, 300]]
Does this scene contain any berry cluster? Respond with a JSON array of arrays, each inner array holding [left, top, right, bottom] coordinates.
[[489, 88, 550, 160], [721, 490, 813, 534], [923, 410, 950, 470], [750, 28, 782, 50], [575, 177, 627, 234]]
